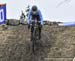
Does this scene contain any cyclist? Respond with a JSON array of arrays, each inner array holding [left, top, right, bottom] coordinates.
[[27, 5, 43, 40], [20, 11, 25, 24], [26, 5, 30, 17]]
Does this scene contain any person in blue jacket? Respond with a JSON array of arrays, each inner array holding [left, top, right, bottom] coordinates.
[[27, 5, 43, 40]]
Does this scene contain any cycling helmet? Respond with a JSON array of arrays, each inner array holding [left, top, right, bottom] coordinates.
[[32, 5, 37, 14]]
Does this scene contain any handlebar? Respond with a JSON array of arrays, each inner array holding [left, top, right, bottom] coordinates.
[[30, 20, 41, 23], [30, 20, 40, 26]]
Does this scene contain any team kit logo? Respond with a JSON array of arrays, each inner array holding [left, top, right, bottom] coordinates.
[[0, 4, 6, 24]]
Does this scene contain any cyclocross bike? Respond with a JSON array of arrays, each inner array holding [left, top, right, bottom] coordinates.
[[30, 19, 40, 54]]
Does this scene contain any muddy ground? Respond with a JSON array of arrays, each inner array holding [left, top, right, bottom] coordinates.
[[0, 25, 75, 61]]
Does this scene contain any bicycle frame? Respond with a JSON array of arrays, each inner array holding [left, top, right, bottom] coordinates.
[[31, 19, 39, 54]]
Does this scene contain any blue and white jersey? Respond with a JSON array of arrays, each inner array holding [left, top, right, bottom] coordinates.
[[27, 8, 43, 25]]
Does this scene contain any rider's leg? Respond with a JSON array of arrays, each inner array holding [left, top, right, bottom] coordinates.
[[38, 24, 42, 40]]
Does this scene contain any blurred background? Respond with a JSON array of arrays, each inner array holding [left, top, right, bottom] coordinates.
[[0, 0, 75, 22]]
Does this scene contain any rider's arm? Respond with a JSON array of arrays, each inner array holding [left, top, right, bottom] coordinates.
[[38, 10, 43, 25], [27, 10, 31, 24]]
